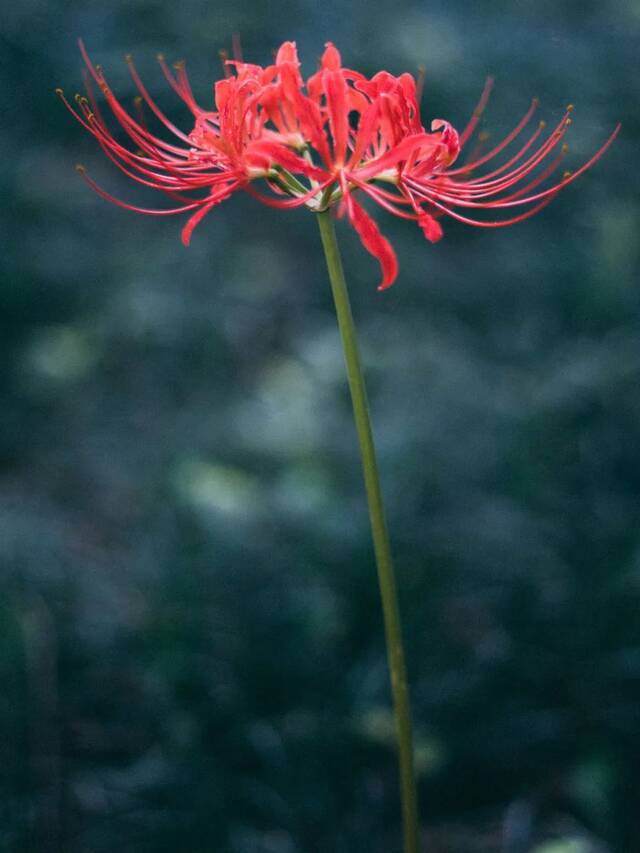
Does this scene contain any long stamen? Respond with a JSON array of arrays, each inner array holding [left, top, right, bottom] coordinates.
[[409, 123, 619, 211], [447, 97, 539, 176], [75, 165, 206, 214], [125, 55, 193, 143], [458, 76, 494, 147]]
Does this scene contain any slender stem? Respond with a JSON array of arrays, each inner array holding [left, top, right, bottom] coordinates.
[[316, 209, 421, 853]]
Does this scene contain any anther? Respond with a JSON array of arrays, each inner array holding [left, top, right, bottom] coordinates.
[[157, 53, 165, 61], [566, 103, 574, 112], [55, 87, 64, 96], [478, 131, 490, 142], [538, 120, 546, 129], [174, 60, 185, 70], [563, 170, 572, 179], [134, 95, 143, 105], [565, 118, 572, 126], [561, 143, 569, 153], [75, 164, 86, 173]]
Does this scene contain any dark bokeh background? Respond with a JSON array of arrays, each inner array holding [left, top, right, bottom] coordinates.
[[2, 1, 639, 851]]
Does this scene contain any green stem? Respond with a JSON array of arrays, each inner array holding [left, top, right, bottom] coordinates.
[[316, 209, 421, 853]]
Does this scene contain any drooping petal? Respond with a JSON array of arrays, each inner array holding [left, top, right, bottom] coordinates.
[[418, 212, 443, 242], [181, 182, 240, 245], [345, 193, 399, 290]]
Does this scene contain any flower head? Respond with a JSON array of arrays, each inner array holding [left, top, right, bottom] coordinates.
[[60, 40, 619, 289]]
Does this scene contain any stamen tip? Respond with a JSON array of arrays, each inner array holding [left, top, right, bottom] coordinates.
[[157, 53, 165, 61], [55, 87, 64, 96], [566, 103, 574, 112], [75, 163, 86, 173], [561, 143, 570, 153], [478, 130, 490, 141], [538, 120, 546, 129], [565, 117, 572, 126], [563, 170, 572, 179], [125, 53, 133, 62]]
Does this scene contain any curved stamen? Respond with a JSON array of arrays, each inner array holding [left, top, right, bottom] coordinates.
[[458, 76, 494, 147], [407, 123, 620, 210], [447, 97, 539, 176]]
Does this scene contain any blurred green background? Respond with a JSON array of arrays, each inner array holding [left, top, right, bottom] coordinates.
[[2, 0, 639, 851]]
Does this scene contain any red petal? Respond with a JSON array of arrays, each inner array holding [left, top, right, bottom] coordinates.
[[181, 183, 239, 245], [354, 132, 445, 181], [247, 140, 328, 180], [346, 194, 399, 290], [321, 43, 342, 71], [276, 41, 299, 65], [324, 70, 349, 166], [418, 212, 443, 242]]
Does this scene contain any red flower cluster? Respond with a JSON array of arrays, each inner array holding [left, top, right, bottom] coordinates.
[[60, 41, 619, 289]]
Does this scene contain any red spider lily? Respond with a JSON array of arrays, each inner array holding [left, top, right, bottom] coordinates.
[[60, 40, 619, 289], [302, 43, 620, 289], [58, 41, 331, 245]]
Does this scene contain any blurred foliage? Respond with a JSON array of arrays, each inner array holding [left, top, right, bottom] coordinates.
[[1, 0, 639, 851]]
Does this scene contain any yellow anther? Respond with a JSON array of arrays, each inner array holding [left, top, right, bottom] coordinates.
[[157, 53, 165, 61], [563, 170, 572, 179], [478, 131, 490, 142], [565, 117, 572, 126], [561, 143, 569, 153], [566, 103, 574, 112], [55, 87, 64, 96], [538, 120, 546, 129], [75, 164, 86, 173]]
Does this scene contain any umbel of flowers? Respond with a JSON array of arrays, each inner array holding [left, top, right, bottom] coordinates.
[[59, 40, 619, 290]]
